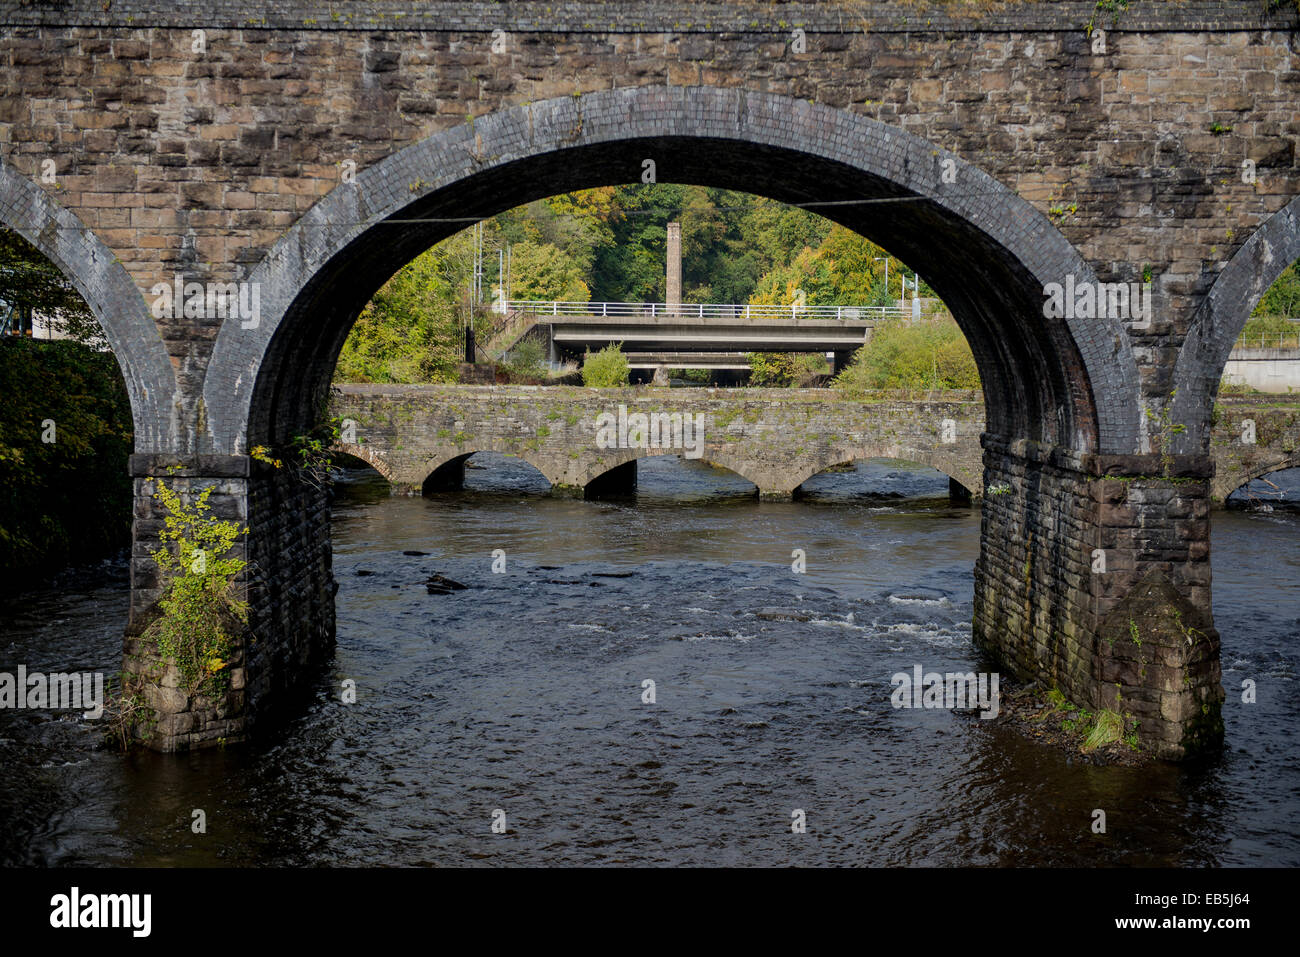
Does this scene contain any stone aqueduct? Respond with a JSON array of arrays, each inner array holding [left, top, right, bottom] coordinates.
[[2, 1, 1300, 757]]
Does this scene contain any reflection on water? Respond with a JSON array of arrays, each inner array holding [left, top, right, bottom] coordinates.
[[1, 456, 1297, 866]]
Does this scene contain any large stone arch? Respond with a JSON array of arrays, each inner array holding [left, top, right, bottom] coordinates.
[[1172, 196, 1300, 452], [159, 86, 1229, 760], [0, 161, 178, 449], [203, 86, 1141, 458]]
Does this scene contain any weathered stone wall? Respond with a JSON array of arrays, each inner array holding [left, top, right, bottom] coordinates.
[[242, 462, 335, 738], [329, 384, 1300, 501], [124, 454, 252, 749], [1210, 395, 1300, 500]]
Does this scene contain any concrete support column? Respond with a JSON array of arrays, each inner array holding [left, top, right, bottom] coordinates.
[[972, 438, 1223, 760], [666, 221, 681, 317], [125, 454, 336, 751]]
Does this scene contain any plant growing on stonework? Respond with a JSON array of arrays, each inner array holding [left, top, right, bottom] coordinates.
[[142, 478, 248, 697], [1082, 709, 1126, 751], [100, 673, 157, 751], [1145, 389, 1187, 476], [250, 416, 344, 491], [1086, 0, 1130, 35]]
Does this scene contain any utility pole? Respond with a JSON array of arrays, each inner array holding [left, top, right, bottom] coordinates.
[[471, 221, 484, 308]]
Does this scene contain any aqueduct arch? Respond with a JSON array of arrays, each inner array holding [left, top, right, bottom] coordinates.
[[5, 0, 1297, 760], [164, 86, 1224, 759], [1172, 195, 1300, 453], [0, 161, 176, 448]]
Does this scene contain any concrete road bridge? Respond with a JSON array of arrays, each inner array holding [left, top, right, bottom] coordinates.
[[481, 299, 906, 371], [3, 0, 1300, 757]]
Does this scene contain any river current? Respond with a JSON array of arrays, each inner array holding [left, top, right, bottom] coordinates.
[[2, 455, 1297, 866]]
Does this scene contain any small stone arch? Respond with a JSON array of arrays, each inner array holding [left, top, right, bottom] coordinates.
[[791, 446, 983, 497], [417, 445, 561, 492], [1215, 456, 1300, 503], [332, 443, 398, 483], [577, 448, 764, 494]]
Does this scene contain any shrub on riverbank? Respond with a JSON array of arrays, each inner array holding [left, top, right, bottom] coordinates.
[[0, 337, 133, 590], [581, 343, 630, 387], [747, 352, 831, 387], [833, 315, 980, 395]]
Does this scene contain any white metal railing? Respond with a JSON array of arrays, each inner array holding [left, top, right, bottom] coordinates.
[[1231, 334, 1300, 352], [495, 300, 909, 320]]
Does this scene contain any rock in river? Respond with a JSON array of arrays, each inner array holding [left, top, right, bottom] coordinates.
[[425, 573, 469, 595]]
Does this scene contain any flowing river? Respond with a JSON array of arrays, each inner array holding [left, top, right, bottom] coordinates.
[[2, 455, 1297, 867]]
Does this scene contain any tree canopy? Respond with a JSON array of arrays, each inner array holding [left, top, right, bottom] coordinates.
[[0, 227, 103, 344], [335, 184, 937, 383]]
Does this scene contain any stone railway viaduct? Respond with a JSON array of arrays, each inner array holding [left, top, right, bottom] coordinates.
[[330, 384, 1300, 505], [3, 0, 1300, 757]]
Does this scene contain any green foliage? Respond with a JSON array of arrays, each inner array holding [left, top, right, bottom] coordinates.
[[748, 351, 828, 387], [501, 338, 549, 381], [504, 242, 590, 302], [1248, 261, 1300, 321], [0, 227, 103, 345], [749, 222, 928, 308], [1082, 709, 1126, 751], [251, 416, 343, 490], [832, 315, 979, 395], [0, 338, 133, 588], [581, 342, 630, 387], [142, 479, 247, 697], [335, 245, 465, 384], [338, 184, 937, 382]]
